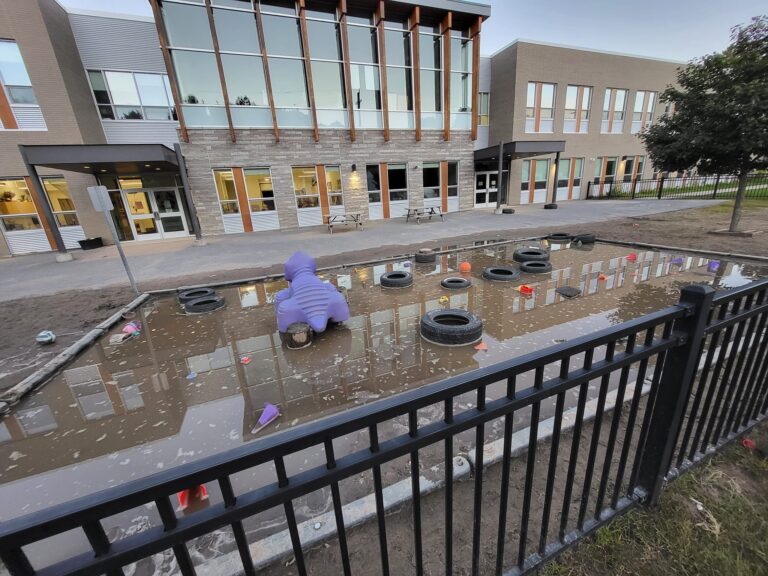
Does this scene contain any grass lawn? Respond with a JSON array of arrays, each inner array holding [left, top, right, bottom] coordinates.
[[703, 198, 768, 214], [540, 424, 768, 576]]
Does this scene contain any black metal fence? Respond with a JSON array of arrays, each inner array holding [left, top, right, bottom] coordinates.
[[587, 173, 768, 200], [1, 277, 767, 576]]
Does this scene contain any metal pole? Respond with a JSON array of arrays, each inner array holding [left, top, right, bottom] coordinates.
[[174, 143, 202, 240], [495, 141, 504, 209], [548, 151, 560, 206], [104, 211, 139, 296]]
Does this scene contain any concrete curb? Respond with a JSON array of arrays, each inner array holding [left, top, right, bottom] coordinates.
[[596, 238, 768, 264], [0, 293, 150, 411], [198, 379, 651, 576]]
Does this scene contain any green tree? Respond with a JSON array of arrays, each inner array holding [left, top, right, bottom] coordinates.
[[640, 16, 768, 232]]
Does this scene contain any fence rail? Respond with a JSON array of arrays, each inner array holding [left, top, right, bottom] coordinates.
[[587, 173, 768, 200], [1, 277, 767, 576]]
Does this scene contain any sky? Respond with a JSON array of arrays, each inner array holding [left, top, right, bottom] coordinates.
[[59, 0, 766, 61]]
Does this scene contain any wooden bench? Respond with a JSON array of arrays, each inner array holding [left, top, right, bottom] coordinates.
[[406, 207, 444, 224], [327, 212, 363, 234]]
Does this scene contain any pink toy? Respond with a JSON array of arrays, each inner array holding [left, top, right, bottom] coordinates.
[[122, 321, 140, 335], [275, 252, 350, 333]]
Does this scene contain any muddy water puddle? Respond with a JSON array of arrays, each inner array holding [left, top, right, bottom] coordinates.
[[0, 241, 764, 574]]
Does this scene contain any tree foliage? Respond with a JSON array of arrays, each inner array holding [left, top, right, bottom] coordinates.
[[640, 16, 768, 177]]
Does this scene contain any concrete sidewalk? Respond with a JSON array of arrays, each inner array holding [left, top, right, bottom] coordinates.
[[0, 199, 717, 299]]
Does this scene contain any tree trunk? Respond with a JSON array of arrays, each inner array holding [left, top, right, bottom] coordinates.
[[728, 172, 748, 232]]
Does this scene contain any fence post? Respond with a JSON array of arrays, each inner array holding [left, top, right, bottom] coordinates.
[[712, 174, 720, 199], [656, 174, 665, 199], [635, 284, 715, 506], [631, 177, 638, 199]]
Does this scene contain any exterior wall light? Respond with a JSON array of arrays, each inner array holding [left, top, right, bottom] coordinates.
[[351, 163, 357, 173]]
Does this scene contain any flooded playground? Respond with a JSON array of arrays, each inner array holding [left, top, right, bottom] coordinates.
[[0, 239, 764, 574]]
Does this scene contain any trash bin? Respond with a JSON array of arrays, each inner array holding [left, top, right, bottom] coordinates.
[[78, 237, 104, 250]]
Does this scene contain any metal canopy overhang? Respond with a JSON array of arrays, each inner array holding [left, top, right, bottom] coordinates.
[[341, 0, 489, 27], [19, 144, 179, 175], [473, 140, 566, 163]]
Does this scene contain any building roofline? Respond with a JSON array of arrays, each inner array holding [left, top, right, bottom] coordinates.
[[55, 1, 154, 23], [488, 38, 687, 65]]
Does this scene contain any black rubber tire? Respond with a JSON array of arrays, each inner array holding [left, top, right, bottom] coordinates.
[[502, 208, 515, 214], [547, 232, 572, 242], [415, 249, 437, 263], [572, 233, 596, 244], [513, 247, 550, 263], [420, 309, 483, 346], [441, 277, 471, 290], [184, 295, 226, 314], [380, 271, 413, 288], [482, 266, 521, 282], [544, 203, 558, 210], [178, 288, 215, 304], [520, 261, 553, 274]]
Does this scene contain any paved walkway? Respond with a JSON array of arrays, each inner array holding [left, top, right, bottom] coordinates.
[[0, 200, 717, 299]]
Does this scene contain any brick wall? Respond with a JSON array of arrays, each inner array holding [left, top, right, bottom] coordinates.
[[180, 129, 476, 235]]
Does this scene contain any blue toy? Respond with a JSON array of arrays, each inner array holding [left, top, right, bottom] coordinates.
[[275, 252, 350, 333]]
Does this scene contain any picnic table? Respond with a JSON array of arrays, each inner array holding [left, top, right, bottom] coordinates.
[[406, 206, 444, 224], [327, 212, 363, 234]]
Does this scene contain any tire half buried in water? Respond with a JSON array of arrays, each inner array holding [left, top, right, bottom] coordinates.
[[380, 270, 413, 288], [420, 309, 483, 346], [512, 247, 549, 263], [441, 277, 472, 290], [178, 287, 216, 304], [482, 266, 521, 282], [520, 260, 553, 274], [184, 295, 226, 314]]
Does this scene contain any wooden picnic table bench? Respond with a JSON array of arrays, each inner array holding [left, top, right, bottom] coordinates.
[[406, 206, 445, 224], [327, 212, 363, 234]]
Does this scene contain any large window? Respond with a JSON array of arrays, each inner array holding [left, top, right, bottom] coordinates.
[[422, 162, 440, 200], [631, 91, 656, 134], [387, 164, 408, 202], [419, 25, 442, 129], [42, 178, 79, 226], [213, 169, 239, 214], [307, 8, 347, 128], [385, 19, 413, 129], [292, 166, 320, 208], [478, 92, 490, 126], [564, 85, 591, 134], [601, 88, 628, 134], [525, 81, 555, 133], [0, 40, 45, 130], [87, 70, 175, 121], [594, 156, 619, 184], [366, 164, 381, 204], [622, 155, 646, 182], [447, 162, 458, 198], [324, 165, 343, 206], [0, 179, 40, 231], [450, 30, 472, 130], [348, 15, 382, 129], [244, 168, 275, 212]]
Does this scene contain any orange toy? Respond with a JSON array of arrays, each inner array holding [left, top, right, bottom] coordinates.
[[598, 273, 608, 282], [178, 485, 209, 511], [518, 284, 534, 296], [626, 253, 637, 263], [459, 261, 472, 274]]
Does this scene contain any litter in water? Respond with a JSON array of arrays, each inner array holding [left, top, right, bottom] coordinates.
[[251, 403, 281, 434], [474, 342, 488, 351], [35, 331, 56, 345]]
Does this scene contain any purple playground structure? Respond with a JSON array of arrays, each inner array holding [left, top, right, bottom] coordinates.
[[275, 251, 350, 334]]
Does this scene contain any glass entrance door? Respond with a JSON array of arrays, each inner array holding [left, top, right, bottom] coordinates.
[[474, 172, 498, 208], [125, 188, 188, 241]]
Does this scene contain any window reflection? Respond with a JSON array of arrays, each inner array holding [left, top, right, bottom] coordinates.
[[173, 51, 224, 105], [163, 2, 213, 50], [222, 54, 268, 106], [214, 8, 260, 53], [268, 58, 308, 108], [262, 14, 303, 57]]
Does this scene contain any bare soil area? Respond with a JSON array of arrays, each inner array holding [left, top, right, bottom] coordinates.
[[1, 201, 766, 392]]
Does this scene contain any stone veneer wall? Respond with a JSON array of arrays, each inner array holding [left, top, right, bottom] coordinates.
[[180, 129, 476, 235]]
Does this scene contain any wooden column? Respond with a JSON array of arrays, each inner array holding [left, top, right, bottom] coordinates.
[[440, 11, 452, 141], [534, 82, 543, 133], [375, 1, 390, 141], [316, 164, 330, 223], [575, 86, 584, 133], [0, 80, 18, 129], [232, 167, 253, 232], [409, 7, 421, 141], [298, 0, 320, 142], [568, 159, 576, 200], [149, 0, 188, 142], [205, 0, 236, 143], [254, 2, 280, 142], [24, 176, 55, 250], [607, 89, 617, 133], [440, 160, 448, 212], [470, 16, 481, 141], [380, 162, 390, 219], [339, 0, 356, 142]]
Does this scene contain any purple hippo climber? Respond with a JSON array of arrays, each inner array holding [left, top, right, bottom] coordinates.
[[275, 251, 350, 333]]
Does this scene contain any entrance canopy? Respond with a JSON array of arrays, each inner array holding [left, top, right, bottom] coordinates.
[[474, 140, 566, 168], [19, 144, 179, 175]]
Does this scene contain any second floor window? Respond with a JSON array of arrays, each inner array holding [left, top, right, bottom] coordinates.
[[526, 81, 555, 133], [0, 40, 46, 131], [564, 85, 591, 134], [632, 91, 656, 133], [601, 88, 628, 134], [88, 70, 175, 121], [478, 92, 490, 125]]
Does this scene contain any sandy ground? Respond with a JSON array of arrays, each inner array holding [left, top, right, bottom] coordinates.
[[1, 202, 765, 392]]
